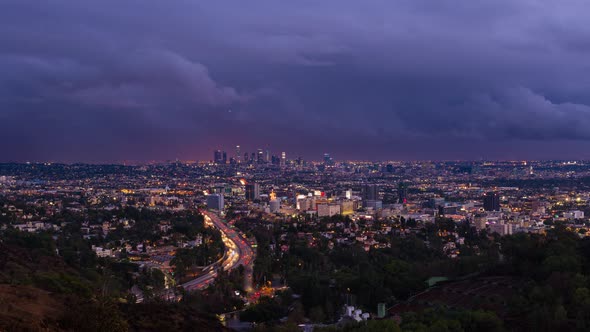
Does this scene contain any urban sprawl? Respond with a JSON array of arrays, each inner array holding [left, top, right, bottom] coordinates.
[[2, 151, 590, 330]]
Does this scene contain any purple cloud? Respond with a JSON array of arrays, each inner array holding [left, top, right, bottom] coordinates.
[[1, 0, 590, 161]]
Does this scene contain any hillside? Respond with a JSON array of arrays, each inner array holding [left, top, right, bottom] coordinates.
[[0, 231, 229, 332], [0, 284, 65, 331]]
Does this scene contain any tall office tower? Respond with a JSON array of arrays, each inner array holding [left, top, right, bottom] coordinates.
[[222, 151, 227, 164], [206, 194, 224, 211], [323, 153, 331, 164], [245, 183, 260, 201], [281, 152, 286, 167], [362, 184, 382, 209], [257, 149, 264, 164], [363, 184, 379, 201], [236, 145, 241, 163], [265, 150, 270, 162], [251, 152, 256, 163], [213, 150, 223, 164], [398, 182, 408, 204], [483, 192, 500, 211]]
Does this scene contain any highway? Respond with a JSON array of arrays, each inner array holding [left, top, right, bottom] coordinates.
[[180, 211, 254, 292]]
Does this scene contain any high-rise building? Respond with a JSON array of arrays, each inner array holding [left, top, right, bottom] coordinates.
[[213, 150, 223, 164], [206, 194, 224, 211], [265, 150, 270, 163], [363, 184, 379, 201], [245, 183, 260, 201], [362, 184, 382, 209], [271, 155, 280, 165], [483, 192, 500, 211], [257, 149, 264, 164], [244, 152, 249, 163], [280, 152, 286, 167], [398, 183, 408, 204], [236, 145, 241, 163], [222, 151, 227, 164], [323, 153, 333, 165]]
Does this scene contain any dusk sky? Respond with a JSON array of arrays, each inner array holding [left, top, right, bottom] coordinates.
[[2, 1, 590, 162]]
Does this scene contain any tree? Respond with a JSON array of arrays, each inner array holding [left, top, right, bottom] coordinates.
[[63, 298, 128, 332], [287, 301, 305, 324], [309, 305, 326, 323]]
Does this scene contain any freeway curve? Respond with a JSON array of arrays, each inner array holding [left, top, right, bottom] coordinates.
[[180, 211, 254, 292]]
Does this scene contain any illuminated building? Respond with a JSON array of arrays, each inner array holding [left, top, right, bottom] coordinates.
[[489, 222, 513, 236], [317, 203, 340, 217], [345, 189, 352, 200], [257, 149, 264, 164], [398, 183, 408, 204], [340, 200, 354, 215], [270, 199, 280, 213]]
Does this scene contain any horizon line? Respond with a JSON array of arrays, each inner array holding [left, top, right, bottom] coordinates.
[[0, 159, 586, 166]]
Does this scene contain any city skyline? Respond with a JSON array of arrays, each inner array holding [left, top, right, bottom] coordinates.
[[2, 2, 590, 162], [5, 147, 590, 165], [4, 2, 590, 330]]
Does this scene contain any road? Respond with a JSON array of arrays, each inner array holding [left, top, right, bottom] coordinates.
[[180, 211, 254, 292]]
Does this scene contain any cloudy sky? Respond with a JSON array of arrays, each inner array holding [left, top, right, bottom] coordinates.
[[2, 1, 590, 162]]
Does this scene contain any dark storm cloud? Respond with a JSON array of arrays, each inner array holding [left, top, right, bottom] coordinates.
[[1, 0, 590, 161]]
